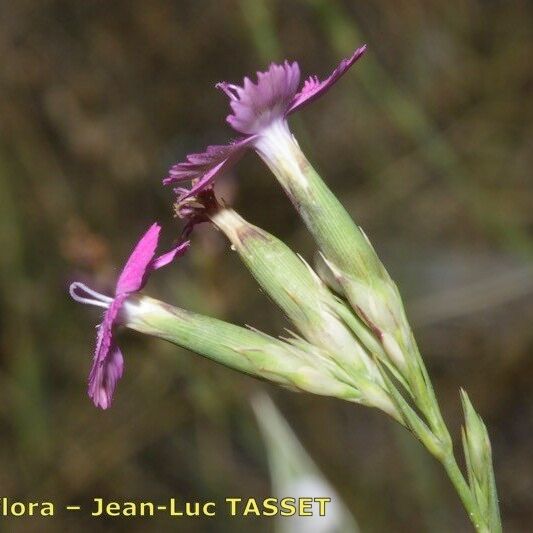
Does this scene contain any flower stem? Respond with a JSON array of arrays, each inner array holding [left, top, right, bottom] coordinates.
[[441, 453, 485, 532]]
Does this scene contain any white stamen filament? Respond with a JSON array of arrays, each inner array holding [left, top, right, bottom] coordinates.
[[69, 282, 113, 309], [217, 82, 239, 101]]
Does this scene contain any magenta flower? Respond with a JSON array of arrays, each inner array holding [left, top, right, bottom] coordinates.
[[69, 223, 189, 409], [163, 138, 254, 196], [218, 45, 366, 134], [165, 45, 367, 199]]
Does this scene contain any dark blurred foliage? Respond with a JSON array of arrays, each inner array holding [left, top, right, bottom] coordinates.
[[0, 0, 531, 531]]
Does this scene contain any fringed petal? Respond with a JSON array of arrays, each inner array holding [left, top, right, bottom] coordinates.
[[217, 61, 301, 134], [288, 45, 367, 114]]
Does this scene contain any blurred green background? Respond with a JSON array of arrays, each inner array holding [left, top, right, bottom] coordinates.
[[0, 0, 531, 531]]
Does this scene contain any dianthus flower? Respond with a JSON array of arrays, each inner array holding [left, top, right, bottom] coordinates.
[[69, 224, 189, 408], [164, 46, 367, 202]]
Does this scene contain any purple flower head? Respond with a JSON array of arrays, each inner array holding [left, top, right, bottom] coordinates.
[[164, 45, 367, 198], [216, 61, 301, 135], [217, 45, 367, 134], [69, 223, 189, 409]]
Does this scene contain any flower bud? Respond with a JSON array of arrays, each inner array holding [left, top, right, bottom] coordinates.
[[460, 391, 500, 530], [461, 391, 490, 477]]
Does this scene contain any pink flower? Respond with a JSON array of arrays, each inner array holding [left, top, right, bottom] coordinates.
[[165, 45, 367, 202], [219, 45, 367, 134], [163, 137, 254, 197], [69, 223, 189, 409]]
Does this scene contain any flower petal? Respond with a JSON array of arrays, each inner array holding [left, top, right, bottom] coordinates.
[[74, 223, 188, 409], [288, 45, 367, 114], [115, 223, 161, 294], [217, 61, 301, 134], [88, 343, 124, 410], [164, 138, 253, 197], [151, 239, 190, 270], [88, 295, 126, 409]]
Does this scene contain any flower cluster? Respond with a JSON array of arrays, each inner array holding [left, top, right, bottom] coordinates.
[[69, 43, 501, 533], [70, 46, 371, 409], [70, 46, 373, 410]]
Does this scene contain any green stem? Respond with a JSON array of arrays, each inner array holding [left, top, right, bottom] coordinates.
[[442, 453, 485, 532]]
